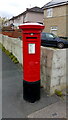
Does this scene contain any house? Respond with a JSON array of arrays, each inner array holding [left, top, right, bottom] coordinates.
[[43, 0, 68, 37], [4, 6, 44, 27]]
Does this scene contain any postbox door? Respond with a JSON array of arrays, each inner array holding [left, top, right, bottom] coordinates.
[[23, 33, 41, 82]]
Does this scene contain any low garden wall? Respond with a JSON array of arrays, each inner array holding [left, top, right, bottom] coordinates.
[[0, 34, 67, 94], [0, 34, 22, 64], [41, 47, 66, 94]]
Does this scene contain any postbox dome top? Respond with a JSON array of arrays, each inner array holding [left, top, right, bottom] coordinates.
[[19, 23, 45, 31], [20, 23, 43, 26]]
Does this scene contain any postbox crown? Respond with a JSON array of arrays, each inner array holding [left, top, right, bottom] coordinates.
[[19, 23, 44, 31]]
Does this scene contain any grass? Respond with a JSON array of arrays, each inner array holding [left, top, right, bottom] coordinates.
[[0, 43, 2, 49], [55, 89, 63, 97], [12, 56, 19, 64], [0, 43, 19, 64]]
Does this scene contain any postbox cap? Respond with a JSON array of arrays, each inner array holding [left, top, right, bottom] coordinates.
[[19, 23, 44, 30]]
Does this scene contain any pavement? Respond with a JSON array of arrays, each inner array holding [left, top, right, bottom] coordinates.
[[0, 49, 67, 119], [28, 100, 66, 118], [0, 49, 2, 120]]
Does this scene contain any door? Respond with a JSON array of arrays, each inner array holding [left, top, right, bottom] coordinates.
[[45, 33, 57, 46], [41, 33, 47, 46], [45, 33, 54, 45]]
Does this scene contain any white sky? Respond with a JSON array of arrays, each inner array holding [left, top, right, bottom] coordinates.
[[0, 0, 51, 19]]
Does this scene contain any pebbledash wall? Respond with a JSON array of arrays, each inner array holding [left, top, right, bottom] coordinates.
[[0, 34, 23, 64], [41, 47, 66, 94], [0, 34, 67, 94]]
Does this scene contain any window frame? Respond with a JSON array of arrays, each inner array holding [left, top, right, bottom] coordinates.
[[47, 8, 53, 18]]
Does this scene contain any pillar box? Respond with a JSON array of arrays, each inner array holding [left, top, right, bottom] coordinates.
[[19, 23, 44, 103]]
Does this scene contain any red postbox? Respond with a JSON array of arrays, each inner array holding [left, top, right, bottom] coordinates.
[[19, 23, 44, 103]]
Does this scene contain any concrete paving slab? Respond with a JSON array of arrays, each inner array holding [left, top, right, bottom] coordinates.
[[28, 101, 66, 118], [2, 50, 60, 118]]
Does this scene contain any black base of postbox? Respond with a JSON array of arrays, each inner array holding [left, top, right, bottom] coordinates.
[[23, 80, 40, 103]]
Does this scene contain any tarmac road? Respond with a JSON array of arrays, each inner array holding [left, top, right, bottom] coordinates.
[[1, 49, 61, 118]]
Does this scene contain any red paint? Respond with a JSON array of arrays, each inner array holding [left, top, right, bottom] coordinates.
[[19, 23, 44, 82]]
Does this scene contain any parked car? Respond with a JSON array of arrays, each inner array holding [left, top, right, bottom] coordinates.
[[41, 32, 68, 48]]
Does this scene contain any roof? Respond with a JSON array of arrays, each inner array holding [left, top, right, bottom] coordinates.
[[43, 0, 68, 9], [9, 6, 43, 21], [27, 6, 43, 13]]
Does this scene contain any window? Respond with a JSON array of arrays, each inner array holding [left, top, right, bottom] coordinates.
[[47, 8, 53, 18], [51, 26, 58, 31], [50, 26, 58, 35], [46, 33, 54, 39], [41, 33, 46, 40]]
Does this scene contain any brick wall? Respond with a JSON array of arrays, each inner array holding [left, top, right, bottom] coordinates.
[[44, 16, 66, 37], [44, 4, 67, 37]]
